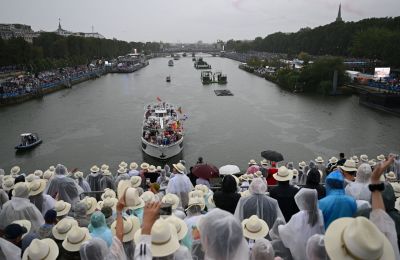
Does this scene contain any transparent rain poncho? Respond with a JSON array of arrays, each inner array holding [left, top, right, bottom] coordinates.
[[198, 208, 249, 260], [0, 183, 44, 230], [345, 163, 372, 201], [234, 178, 284, 229], [86, 172, 102, 192], [166, 174, 194, 208], [250, 238, 275, 260], [100, 175, 116, 191], [89, 212, 113, 247], [306, 234, 328, 260], [29, 192, 56, 215], [80, 238, 110, 260], [0, 237, 21, 260], [0, 189, 9, 210], [279, 188, 325, 260], [269, 218, 293, 260], [44, 164, 80, 204], [77, 176, 92, 193]]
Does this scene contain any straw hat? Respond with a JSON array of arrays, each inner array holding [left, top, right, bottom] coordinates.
[[273, 166, 293, 181], [48, 166, 55, 172], [325, 217, 395, 260], [74, 171, 83, 179], [22, 238, 59, 260], [129, 162, 138, 170], [81, 196, 98, 215], [2, 177, 15, 191], [360, 154, 369, 163], [156, 166, 162, 171], [125, 188, 145, 209], [25, 174, 36, 183], [148, 165, 156, 173], [52, 218, 78, 240], [186, 196, 205, 211], [315, 156, 324, 163], [161, 193, 180, 209], [43, 170, 54, 181], [260, 159, 269, 166], [172, 163, 186, 174], [102, 169, 112, 176], [10, 166, 21, 175], [369, 159, 377, 167], [165, 215, 188, 240], [377, 154, 386, 161], [195, 184, 209, 195], [254, 171, 263, 178], [101, 188, 116, 200], [140, 163, 149, 170], [292, 169, 299, 177], [134, 218, 180, 257], [97, 197, 118, 210], [130, 176, 142, 188], [339, 160, 357, 172], [29, 179, 47, 196], [248, 159, 257, 165], [12, 220, 31, 239], [111, 216, 140, 242], [239, 174, 250, 182], [240, 190, 251, 197], [117, 167, 127, 174], [386, 171, 397, 182], [54, 200, 71, 217], [390, 182, 400, 198], [33, 170, 43, 178], [62, 227, 91, 252], [242, 215, 269, 240], [140, 191, 156, 203], [119, 161, 128, 168], [298, 161, 307, 168], [351, 155, 359, 163], [100, 164, 109, 172], [329, 157, 338, 164], [90, 165, 100, 173], [117, 180, 132, 199], [189, 190, 204, 199]]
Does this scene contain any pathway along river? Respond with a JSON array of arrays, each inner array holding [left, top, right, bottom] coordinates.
[[1, 55, 400, 173]]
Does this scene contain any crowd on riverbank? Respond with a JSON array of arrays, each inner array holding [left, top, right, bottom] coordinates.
[[0, 152, 400, 259], [0, 65, 102, 99]]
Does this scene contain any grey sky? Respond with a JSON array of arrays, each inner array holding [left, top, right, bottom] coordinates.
[[1, 0, 399, 43]]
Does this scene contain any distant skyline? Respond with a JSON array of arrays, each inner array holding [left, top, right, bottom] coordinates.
[[1, 0, 399, 43]]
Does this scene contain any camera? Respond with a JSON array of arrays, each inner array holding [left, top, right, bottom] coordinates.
[[159, 203, 172, 215]]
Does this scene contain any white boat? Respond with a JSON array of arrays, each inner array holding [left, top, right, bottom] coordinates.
[[142, 103, 184, 159]]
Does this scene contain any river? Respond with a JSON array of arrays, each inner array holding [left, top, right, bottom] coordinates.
[[1, 55, 399, 173]]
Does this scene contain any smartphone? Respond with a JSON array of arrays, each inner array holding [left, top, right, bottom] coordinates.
[[146, 178, 151, 184], [159, 203, 172, 215]]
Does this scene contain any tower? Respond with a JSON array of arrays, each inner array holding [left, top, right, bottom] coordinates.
[[336, 4, 343, 22], [58, 18, 62, 30]]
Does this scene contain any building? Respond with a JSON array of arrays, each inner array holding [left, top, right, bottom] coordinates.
[[55, 19, 105, 39], [336, 4, 343, 22], [0, 23, 38, 43]]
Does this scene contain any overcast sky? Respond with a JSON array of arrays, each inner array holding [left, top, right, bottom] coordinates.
[[1, 0, 399, 43]]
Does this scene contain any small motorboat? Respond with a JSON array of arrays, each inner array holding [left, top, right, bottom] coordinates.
[[15, 133, 42, 150], [168, 60, 174, 66], [166, 76, 171, 82]]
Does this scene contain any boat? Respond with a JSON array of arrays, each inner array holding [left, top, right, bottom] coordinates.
[[215, 72, 227, 84], [166, 76, 171, 82], [168, 60, 174, 66], [142, 103, 184, 159], [15, 133, 42, 150], [182, 53, 187, 57], [173, 54, 180, 60], [201, 71, 213, 85], [194, 57, 211, 69]]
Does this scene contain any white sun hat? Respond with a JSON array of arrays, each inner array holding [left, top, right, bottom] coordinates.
[[25, 174, 37, 183], [33, 170, 43, 178], [298, 161, 307, 168], [325, 217, 395, 260], [369, 159, 377, 167], [260, 159, 269, 166], [117, 167, 127, 174], [156, 166, 162, 171], [242, 215, 269, 240], [273, 166, 293, 181], [62, 226, 91, 252], [219, 165, 241, 175], [186, 196, 205, 211], [125, 188, 145, 209], [12, 220, 31, 239], [28, 179, 47, 196], [130, 176, 142, 188], [240, 190, 251, 197], [43, 170, 54, 181], [254, 171, 263, 178], [360, 154, 369, 163], [165, 214, 188, 240], [52, 218, 78, 240], [189, 190, 204, 199], [386, 171, 397, 182], [54, 200, 71, 217], [102, 169, 112, 176], [134, 218, 180, 257], [248, 159, 257, 165], [377, 154, 386, 161], [148, 165, 156, 173], [161, 193, 180, 209], [129, 162, 138, 170], [140, 191, 156, 203], [97, 197, 118, 210], [22, 238, 59, 260], [101, 188, 116, 200], [100, 164, 109, 172], [117, 180, 132, 199], [90, 165, 100, 173], [172, 163, 186, 174], [119, 161, 128, 169], [140, 163, 150, 170], [315, 156, 324, 163], [195, 184, 209, 195], [2, 177, 15, 191], [74, 171, 84, 179], [329, 157, 338, 164], [339, 160, 357, 172], [10, 166, 21, 175], [111, 215, 140, 242], [391, 182, 400, 198], [81, 196, 98, 215], [351, 156, 359, 163], [48, 166, 55, 172]]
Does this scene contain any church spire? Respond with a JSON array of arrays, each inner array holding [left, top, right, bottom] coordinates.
[[336, 4, 343, 22], [58, 18, 62, 30]]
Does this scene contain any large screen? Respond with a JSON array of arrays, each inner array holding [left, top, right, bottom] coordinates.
[[374, 67, 390, 78]]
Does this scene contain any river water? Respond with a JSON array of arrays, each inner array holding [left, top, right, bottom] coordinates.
[[1, 55, 399, 173]]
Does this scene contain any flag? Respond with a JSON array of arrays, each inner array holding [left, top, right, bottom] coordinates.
[[177, 106, 182, 114], [156, 96, 162, 102]]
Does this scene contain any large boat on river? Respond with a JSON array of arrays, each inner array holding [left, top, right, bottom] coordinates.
[[142, 103, 184, 159]]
